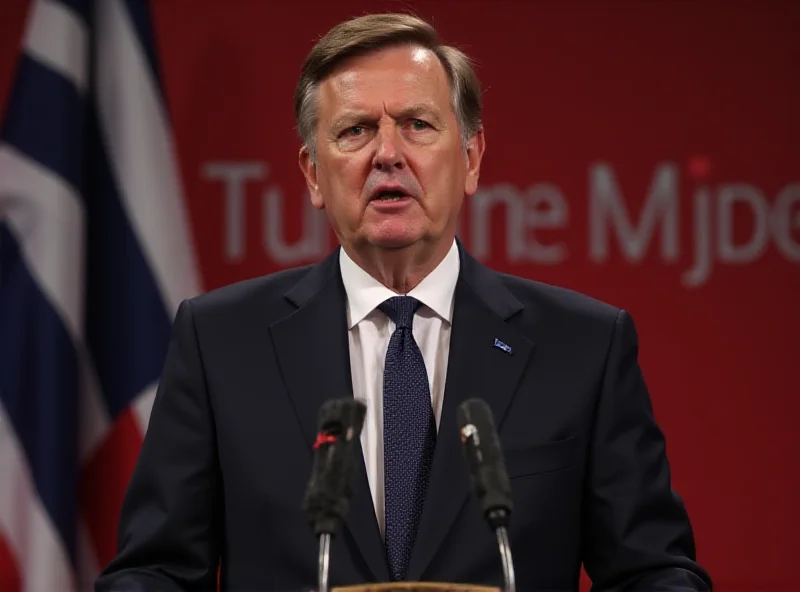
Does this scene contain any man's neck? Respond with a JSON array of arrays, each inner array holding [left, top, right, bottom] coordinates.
[[343, 237, 454, 294]]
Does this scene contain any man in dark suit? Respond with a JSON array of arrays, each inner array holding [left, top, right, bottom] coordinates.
[[97, 12, 712, 592]]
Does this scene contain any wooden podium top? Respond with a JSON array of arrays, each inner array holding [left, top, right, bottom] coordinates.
[[333, 584, 500, 592]]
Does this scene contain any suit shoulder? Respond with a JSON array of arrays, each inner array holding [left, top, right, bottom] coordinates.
[[497, 272, 622, 325], [185, 264, 314, 317]]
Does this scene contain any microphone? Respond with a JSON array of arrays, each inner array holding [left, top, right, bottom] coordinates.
[[457, 398, 516, 592], [302, 397, 366, 592]]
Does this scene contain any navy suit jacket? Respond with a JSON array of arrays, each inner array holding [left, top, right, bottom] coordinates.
[[96, 242, 712, 591]]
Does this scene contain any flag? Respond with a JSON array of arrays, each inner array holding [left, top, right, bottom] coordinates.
[[0, 0, 201, 590]]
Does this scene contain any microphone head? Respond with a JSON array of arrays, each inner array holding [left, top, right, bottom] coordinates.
[[316, 397, 367, 440], [457, 398, 513, 529], [303, 398, 367, 536]]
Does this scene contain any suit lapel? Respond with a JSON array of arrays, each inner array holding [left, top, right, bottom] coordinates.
[[407, 246, 535, 581], [269, 249, 390, 583]]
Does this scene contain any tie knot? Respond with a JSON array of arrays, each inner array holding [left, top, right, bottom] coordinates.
[[378, 296, 421, 329]]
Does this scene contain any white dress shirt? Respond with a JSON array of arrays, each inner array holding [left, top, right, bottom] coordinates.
[[339, 240, 460, 538]]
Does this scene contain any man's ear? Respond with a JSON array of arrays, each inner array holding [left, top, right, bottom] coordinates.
[[299, 146, 324, 209], [463, 128, 486, 197]]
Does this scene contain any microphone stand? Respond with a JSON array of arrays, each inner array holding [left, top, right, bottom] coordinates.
[[317, 532, 332, 592], [487, 509, 516, 592], [458, 399, 518, 592], [494, 522, 516, 592]]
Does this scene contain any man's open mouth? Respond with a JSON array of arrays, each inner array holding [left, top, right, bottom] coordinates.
[[372, 190, 410, 202]]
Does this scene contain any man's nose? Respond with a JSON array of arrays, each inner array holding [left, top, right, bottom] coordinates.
[[372, 124, 404, 171]]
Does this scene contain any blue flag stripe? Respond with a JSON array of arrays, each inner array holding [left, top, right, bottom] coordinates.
[[0, 222, 79, 567], [1, 54, 85, 193], [56, 0, 92, 24], [84, 106, 172, 419]]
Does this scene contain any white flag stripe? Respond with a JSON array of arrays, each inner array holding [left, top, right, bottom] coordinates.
[[23, 0, 88, 94], [77, 521, 100, 591], [0, 144, 85, 342], [131, 382, 159, 436], [0, 404, 77, 592], [95, 0, 201, 318]]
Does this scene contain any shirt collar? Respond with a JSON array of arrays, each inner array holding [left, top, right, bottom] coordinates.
[[339, 239, 460, 329]]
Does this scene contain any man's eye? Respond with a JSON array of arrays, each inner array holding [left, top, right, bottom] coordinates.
[[342, 125, 364, 136], [409, 119, 430, 130]]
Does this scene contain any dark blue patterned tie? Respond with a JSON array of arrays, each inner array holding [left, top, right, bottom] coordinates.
[[379, 296, 436, 581]]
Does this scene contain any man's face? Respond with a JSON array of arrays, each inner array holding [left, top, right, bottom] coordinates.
[[299, 44, 484, 254]]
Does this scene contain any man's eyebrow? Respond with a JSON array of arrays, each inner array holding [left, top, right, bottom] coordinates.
[[330, 103, 444, 131], [395, 103, 442, 120], [331, 111, 370, 126]]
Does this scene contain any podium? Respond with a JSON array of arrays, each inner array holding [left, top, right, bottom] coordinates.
[[333, 584, 500, 592]]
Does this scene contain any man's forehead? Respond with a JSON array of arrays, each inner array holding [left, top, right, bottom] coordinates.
[[319, 45, 450, 111], [325, 45, 444, 89]]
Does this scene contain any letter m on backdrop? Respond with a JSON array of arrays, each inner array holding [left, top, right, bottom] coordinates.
[[589, 162, 680, 263]]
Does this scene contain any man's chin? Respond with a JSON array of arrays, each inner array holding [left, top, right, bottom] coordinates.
[[361, 226, 426, 250], [367, 237, 419, 251]]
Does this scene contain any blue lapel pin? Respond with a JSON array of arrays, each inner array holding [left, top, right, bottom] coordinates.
[[493, 338, 513, 355]]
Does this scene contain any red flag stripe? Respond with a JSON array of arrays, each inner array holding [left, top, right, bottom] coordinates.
[[0, 532, 21, 592], [80, 408, 144, 571]]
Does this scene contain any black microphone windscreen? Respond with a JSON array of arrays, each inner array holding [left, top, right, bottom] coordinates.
[[457, 398, 513, 527], [317, 397, 367, 438], [303, 398, 367, 536]]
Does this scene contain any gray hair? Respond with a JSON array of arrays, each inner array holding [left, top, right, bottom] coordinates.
[[293, 13, 482, 161]]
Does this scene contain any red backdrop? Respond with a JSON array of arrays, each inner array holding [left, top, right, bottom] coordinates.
[[1, 1, 798, 590]]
